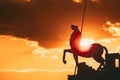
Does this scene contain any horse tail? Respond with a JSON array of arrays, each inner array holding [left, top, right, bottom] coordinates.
[[103, 46, 108, 54]]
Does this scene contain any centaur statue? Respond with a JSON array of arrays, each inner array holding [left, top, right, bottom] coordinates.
[[62, 25, 108, 70]]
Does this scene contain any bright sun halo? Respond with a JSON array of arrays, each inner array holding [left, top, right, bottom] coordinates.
[[80, 39, 95, 46], [79, 39, 95, 51]]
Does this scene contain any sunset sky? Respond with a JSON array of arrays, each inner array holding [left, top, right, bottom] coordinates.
[[0, 0, 120, 80]]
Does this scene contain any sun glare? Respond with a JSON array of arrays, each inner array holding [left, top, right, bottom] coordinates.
[[79, 39, 95, 51], [73, 0, 82, 3], [91, 0, 99, 2], [72, 0, 99, 3], [19, 0, 31, 3]]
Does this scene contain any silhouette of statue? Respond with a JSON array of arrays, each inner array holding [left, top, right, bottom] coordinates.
[[63, 24, 108, 70], [70, 24, 81, 51]]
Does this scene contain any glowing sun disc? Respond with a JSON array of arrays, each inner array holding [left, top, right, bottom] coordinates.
[[79, 39, 95, 51], [73, 0, 82, 3]]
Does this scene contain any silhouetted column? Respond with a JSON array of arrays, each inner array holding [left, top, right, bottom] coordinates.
[[106, 54, 115, 70], [119, 59, 120, 68]]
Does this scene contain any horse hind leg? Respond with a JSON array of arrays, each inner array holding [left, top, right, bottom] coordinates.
[[93, 56, 105, 71]]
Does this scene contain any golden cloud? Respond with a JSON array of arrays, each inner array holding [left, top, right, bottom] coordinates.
[[0, 68, 73, 72], [13, 0, 31, 3], [72, 0, 99, 3], [103, 21, 120, 37], [0, 35, 73, 70], [73, 0, 83, 3], [0, 35, 120, 71], [0, 35, 65, 60]]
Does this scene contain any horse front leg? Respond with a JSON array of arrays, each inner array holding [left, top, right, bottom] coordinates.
[[63, 50, 67, 64], [63, 49, 73, 64], [73, 53, 78, 66]]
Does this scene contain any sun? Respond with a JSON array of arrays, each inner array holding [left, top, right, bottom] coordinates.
[[72, 0, 82, 3], [18, 0, 31, 3], [79, 38, 95, 51], [80, 39, 95, 46]]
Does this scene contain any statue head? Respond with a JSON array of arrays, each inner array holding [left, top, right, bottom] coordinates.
[[71, 24, 78, 30]]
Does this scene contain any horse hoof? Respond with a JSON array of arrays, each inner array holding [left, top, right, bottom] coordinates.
[[63, 61, 67, 64]]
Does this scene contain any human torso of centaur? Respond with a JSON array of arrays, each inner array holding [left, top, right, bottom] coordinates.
[[70, 30, 81, 51]]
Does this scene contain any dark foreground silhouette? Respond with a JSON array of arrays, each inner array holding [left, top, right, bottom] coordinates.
[[68, 53, 120, 80], [63, 25, 108, 70], [63, 43, 108, 70], [63, 25, 120, 80]]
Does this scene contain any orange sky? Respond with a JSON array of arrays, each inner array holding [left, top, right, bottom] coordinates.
[[0, 0, 120, 48], [0, 0, 120, 80], [0, 21, 120, 80]]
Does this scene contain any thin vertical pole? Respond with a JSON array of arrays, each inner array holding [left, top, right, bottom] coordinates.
[[74, 65, 77, 75], [119, 59, 120, 68], [81, 0, 87, 34], [74, 0, 87, 75]]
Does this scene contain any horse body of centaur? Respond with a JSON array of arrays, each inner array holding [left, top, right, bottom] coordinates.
[[63, 43, 108, 70]]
